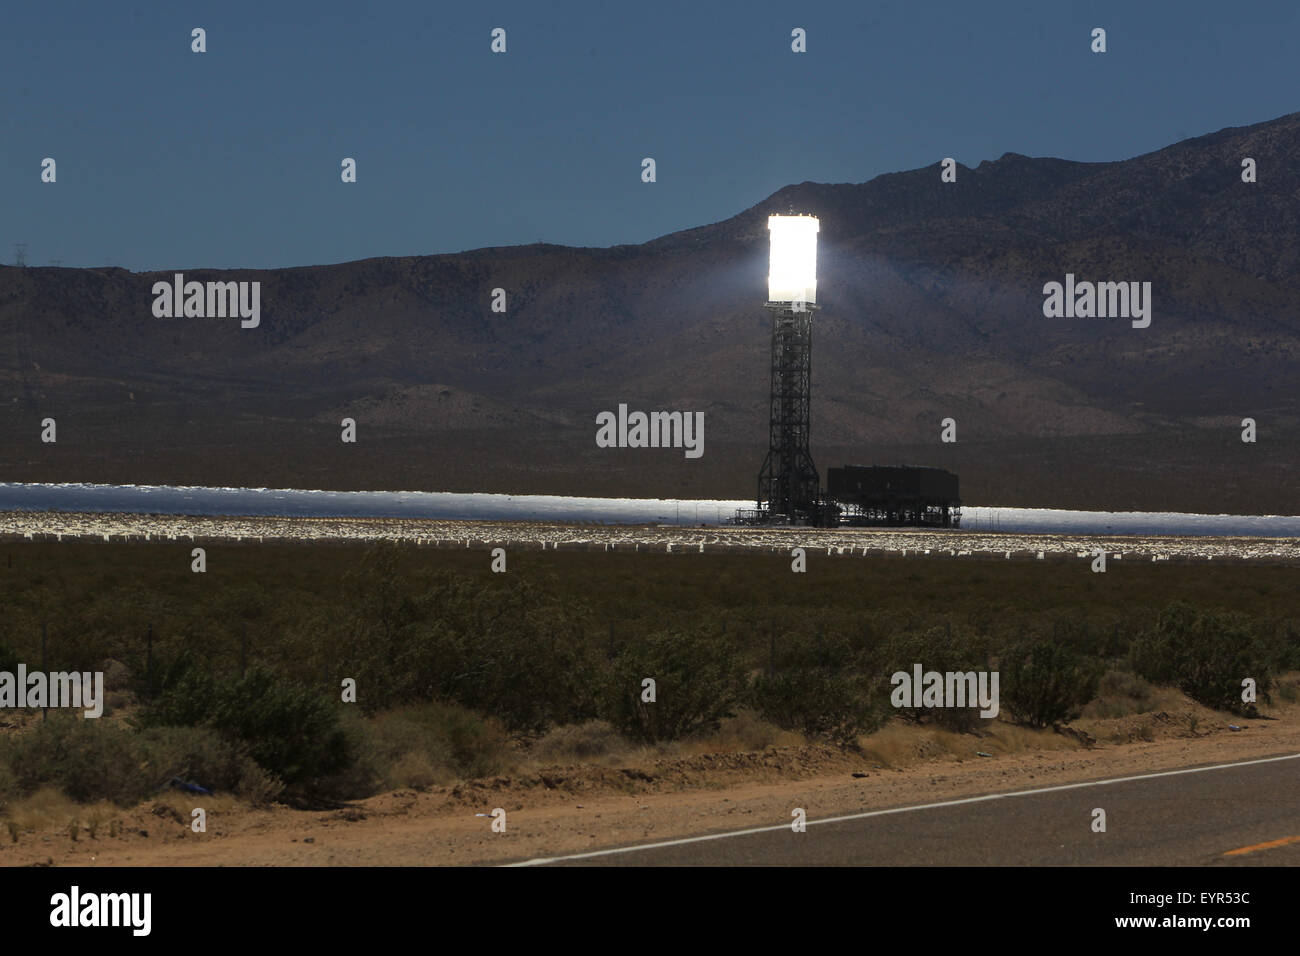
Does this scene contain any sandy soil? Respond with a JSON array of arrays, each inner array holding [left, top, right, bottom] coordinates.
[[2, 698, 1295, 867]]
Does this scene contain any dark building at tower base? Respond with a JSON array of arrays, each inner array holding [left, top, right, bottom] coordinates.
[[826, 465, 961, 527]]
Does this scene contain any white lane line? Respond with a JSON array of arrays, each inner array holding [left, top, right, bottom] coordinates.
[[504, 751, 1300, 866]]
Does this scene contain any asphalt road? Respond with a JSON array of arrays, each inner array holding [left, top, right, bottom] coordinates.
[[510, 753, 1300, 866]]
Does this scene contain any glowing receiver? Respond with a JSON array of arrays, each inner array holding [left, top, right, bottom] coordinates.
[[767, 215, 819, 307]]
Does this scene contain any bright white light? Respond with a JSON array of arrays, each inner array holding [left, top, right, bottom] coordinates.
[[767, 215, 819, 305]]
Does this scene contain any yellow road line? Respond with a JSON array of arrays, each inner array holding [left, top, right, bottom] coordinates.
[[1223, 835, 1300, 857]]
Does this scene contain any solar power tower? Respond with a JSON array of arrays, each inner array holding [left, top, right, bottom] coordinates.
[[757, 215, 821, 522]]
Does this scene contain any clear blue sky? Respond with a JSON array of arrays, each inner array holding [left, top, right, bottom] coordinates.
[[2, 0, 1296, 270]]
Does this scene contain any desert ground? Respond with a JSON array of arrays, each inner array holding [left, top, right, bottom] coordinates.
[[1, 691, 1295, 867]]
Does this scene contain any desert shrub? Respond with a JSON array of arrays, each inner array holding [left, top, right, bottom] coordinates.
[[706, 710, 791, 752], [300, 706, 385, 801], [4, 714, 150, 805], [136, 664, 356, 796], [1128, 604, 1191, 685], [999, 639, 1102, 728], [369, 700, 512, 782], [368, 705, 453, 785], [341, 563, 602, 731], [1, 716, 264, 806], [750, 632, 887, 745], [1130, 603, 1277, 714], [1040, 615, 1130, 660], [529, 720, 627, 765], [130, 644, 210, 705], [877, 625, 991, 732], [415, 606, 601, 732], [601, 629, 745, 744], [132, 649, 212, 723], [1274, 621, 1300, 672], [1082, 668, 1156, 718], [385, 752, 441, 791], [751, 670, 885, 745], [1276, 675, 1300, 705], [135, 725, 265, 794], [235, 762, 285, 806], [0, 759, 16, 804], [1097, 668, 1153, 705]]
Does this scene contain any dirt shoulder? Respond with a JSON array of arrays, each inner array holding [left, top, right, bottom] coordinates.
[[2, 699, 1295, 867]]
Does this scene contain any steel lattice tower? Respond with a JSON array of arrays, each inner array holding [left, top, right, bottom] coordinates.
[[757, 301, 820, 519]]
